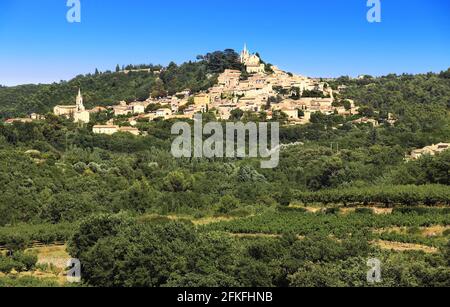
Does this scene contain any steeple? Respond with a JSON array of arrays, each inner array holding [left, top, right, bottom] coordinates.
[[76, 88, 85, 112], [240, 43, 250, 63]]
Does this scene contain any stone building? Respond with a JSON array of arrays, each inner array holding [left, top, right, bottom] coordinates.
[[409, 143, 450, 160], [93, 125, 119, 135], [93, 125, 140, 136], [218, 69, 241, 88], [240, 44, 266, 74], [194, 93, 210, 106], [54, 89, 90, 124]]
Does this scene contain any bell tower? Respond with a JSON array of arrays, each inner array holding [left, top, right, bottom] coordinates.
[[240, 43, 250, 64], [76, 88, 85, 112]]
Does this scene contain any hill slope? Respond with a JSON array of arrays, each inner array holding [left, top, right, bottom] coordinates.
[[0, 49, 243, 119]]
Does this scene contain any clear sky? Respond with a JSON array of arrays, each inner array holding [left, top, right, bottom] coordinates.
[[0, 0, 449, 86]]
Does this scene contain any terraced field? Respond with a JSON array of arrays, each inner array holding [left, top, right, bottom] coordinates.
[[204, 207, 450, 249]]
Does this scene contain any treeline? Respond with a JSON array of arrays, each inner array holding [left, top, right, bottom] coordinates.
[[294, 185, 450, 206], [206, 207, 450, 238], [0, 50, 243, 119], [0, 72, 158, 118], [325, 70, 450, 152], [0, 223, 73, 250], [66, 213, 450, 287]]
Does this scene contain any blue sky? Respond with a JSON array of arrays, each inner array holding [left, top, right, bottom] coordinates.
[[0, 0, 449, 86]]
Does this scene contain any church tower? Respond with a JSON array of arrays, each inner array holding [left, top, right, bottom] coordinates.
[[76, 88, 85, 112], [240, 44, 265, 74], [74, 88, 90, 124], [240, 43, 250, 64]]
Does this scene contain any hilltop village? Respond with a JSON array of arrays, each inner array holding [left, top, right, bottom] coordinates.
[[111, 45, 360, 126], [7, 46, 362, 131], [62, 46, 360, 132], [4, 46, 448, 157]]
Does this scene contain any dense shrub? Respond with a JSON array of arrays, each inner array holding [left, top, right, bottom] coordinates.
[[355, 208, 375, 215], [0, 252, 37, 273], [0, 223, 74, 249], [294, 185, 450, 206]]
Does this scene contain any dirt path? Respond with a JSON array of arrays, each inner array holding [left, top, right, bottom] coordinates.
[[373, 240, 438, 254], [373, 225, 450, 236], [28, 245, 70, 270]]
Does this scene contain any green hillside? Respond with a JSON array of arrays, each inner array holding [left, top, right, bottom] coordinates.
[[0, 49, 243, 119]]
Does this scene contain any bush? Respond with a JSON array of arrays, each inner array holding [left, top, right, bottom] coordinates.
[[294, 185, 450, 206], [393, 207, 434, 215], [0, 252, 37, 273], [217, 195, 241, 214], [0, 276, 60, 287], [0, 257, 18, 273], [12, 252, 38, 271], [407, 226, 421, 235], [0, 234, 28, 254], [445, 240, 450, 266], [70, 215, 240, 287], [228, 208, 252, 218], [323, 207, 341, 215], [0, 223, 74, 248], [277, 206, 308, 213], [355, 208, 374, 215]]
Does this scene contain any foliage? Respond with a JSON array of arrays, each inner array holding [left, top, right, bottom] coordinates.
[[294, 185, 450, 206], [0, 251, 37, 273], [69, 216, 240, 287], [0, 276, 61, 287], [205, 208, 450, 240], [0, 50, 243, 119], [0, 57, 449, 287]]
